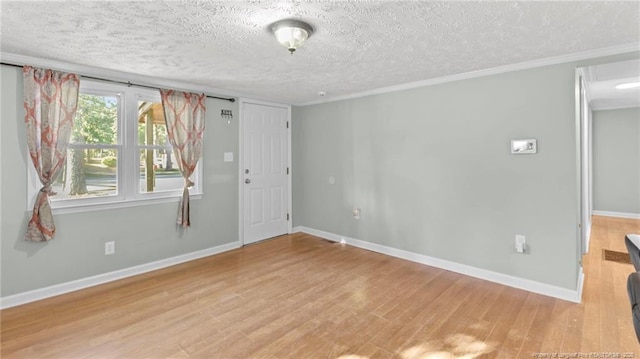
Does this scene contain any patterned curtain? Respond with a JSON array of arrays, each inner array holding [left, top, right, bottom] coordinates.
[[23, 66, 80, 241], [160, 90, 206, 227]]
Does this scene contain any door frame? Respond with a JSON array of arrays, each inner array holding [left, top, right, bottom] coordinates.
[[238, 98, 292, 246], [579, 68, 593, 254], [574, 66, 594, 304], [575, 67, 593, 258]]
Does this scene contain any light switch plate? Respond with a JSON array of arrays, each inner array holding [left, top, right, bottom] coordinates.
[[223, 152, 233, 162], [511, 139, 537, 154]]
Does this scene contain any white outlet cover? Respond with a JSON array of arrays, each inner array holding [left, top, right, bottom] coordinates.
[[223, 152, 233, 162], [105, 241, 115, 255], [515, 235, 526, 253]]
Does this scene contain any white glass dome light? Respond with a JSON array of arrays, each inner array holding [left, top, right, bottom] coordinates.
[[271, 19, 313, 54]]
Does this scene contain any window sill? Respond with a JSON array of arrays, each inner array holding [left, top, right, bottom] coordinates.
[[38, 193, 203, 215]]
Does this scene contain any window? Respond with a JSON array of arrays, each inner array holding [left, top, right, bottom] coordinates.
[[52, 91, 120, 200], [137, 98, 181, 194], [28, 80, 202, 213]]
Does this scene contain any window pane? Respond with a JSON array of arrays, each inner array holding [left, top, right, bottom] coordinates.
[[72, 94, 118, 145], [139, 149, 182, 193], [51, 149, 118, 200], [138, 101, 169, 146]]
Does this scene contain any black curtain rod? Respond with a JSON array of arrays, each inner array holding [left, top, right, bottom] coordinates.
[[0, 62, 236, 103]]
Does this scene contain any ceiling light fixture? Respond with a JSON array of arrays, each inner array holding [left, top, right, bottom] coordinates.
[[271, 19, 313, 54], [615, 81, 640, 90]]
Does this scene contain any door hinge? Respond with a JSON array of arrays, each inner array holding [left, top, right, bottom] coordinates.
[[286, 121, 289, 129], [287, 213, 290, 221], [286, 167, 289, 175]]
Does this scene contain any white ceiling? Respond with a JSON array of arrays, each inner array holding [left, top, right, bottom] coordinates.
[[585, 59, 640, 110], [1, 1, 639, 105]]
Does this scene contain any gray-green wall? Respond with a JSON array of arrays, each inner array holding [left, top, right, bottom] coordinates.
[[1, 65, 239, 297], [292, 53, 639, 290], [593, 107, 640, 215]]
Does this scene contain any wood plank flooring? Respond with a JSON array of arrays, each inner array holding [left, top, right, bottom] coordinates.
[[2, 216, 639, 358]]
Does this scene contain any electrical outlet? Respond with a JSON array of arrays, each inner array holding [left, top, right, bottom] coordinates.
[[353, 208, 361, 219], [340, 238, 346, 245], [515, 235, 526, 253], [105, 241, 115, 255]]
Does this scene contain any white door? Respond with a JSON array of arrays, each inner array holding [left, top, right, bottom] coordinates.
[[242, 102, 289, 245]]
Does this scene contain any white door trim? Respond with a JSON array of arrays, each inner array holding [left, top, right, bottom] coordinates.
[[573, 68, 584, 304], [575, 67, 593, 258], [238, 98, 292, 246], [286, 105, 293, 234]]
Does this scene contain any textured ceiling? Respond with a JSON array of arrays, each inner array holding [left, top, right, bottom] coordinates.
[[1, 1, 639, 105]]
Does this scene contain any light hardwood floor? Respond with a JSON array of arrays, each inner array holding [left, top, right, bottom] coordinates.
[[2, 216, 639, 358]]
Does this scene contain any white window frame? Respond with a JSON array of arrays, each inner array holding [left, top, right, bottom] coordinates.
[[27, 80, 203, 214]]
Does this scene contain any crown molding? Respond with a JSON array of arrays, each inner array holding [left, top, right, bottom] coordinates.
[[4, 43, 639, 108], [298, 43, 640, 107], [0, 52, 247, 101]]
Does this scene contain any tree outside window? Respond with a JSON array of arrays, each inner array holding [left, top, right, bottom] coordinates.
[[53, 93, 118, 199]]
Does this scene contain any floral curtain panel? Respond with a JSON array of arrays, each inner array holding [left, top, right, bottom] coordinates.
[[23, 66, 80, 241], [160, 90, 206, 227]]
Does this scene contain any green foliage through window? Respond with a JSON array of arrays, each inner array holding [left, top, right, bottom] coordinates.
[[73, 94, 117, 144]]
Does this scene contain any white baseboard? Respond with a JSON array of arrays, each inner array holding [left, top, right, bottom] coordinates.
[[0, 241, 241, 309], [585, 221, 592, 254], [593, 210, 640, 219], [292, 226, 583, 303], [576, 267, 585, 303], [584, 221, 592, 253]]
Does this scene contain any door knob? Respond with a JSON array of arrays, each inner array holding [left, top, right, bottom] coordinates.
[[245, 179, 251, 184]]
